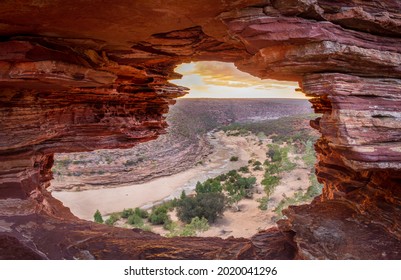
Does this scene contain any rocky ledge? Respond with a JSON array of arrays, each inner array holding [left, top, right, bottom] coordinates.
[[1, 0, 401, 259]]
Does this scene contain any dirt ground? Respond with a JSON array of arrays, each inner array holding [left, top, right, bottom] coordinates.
[[59, 131, 313, 238]]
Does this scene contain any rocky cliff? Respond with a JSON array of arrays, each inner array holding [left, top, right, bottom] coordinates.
[[1, 0, 401, 259]]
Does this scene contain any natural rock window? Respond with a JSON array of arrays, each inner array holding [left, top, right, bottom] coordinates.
[[1, 0, 401, 259], [51, 61, 319, 239]]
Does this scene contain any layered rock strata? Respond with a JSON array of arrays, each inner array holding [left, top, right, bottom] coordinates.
[[1, 0, 401, 259]]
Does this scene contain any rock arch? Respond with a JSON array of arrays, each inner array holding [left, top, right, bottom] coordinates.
[[0, 0, 400, 259]]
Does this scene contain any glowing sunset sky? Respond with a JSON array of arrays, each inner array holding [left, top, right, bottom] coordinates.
[[171, 62, 305, 99]]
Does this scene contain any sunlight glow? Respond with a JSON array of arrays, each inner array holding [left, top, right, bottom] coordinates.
[[171, 62, 305, 99]]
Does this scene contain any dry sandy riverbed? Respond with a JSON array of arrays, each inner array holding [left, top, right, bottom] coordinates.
[[52, 131, 248, 220], [53, 131, 311, 238]]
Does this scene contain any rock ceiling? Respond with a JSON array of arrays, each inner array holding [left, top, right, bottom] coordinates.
[[0, 0, 401, 259]]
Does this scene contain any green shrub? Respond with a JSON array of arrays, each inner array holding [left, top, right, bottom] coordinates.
[[261, 175, 280, 197], [281, 160, 297, 172], [148, 205, 170, 225], [225, 175, 256, 210], [93, 209, 103, 224], [215, 174, 228, 181], [180, 217, 209, 236], [166, 217, 209, 237], [227, 170, 238, 177], [265, 162, 280, 175], [177, 193, 225, 223], [134, 207, 148, 219], [121, 208, 134, 218], [127, 214, 144, 227], [267, 144, 282, 162], [105, 213, 120, 226], [237, 176, 256, 189], [195, 179, 222, 194], [230, 156, 239, 162], [149, 211, 169, 225], [257, 196, 269, 211], [239, 166, 250, 173]]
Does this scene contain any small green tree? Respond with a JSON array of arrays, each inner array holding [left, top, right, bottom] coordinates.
[[180, 190, 187, 200], [94, 209, 103, 223]]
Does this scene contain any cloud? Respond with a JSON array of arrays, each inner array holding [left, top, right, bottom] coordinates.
[[171, 61, 305, 99]]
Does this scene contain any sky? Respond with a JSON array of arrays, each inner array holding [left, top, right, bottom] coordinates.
[[170, 62, 306, 99]]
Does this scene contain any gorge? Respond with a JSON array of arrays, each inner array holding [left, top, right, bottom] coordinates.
[[1, 0, 401, 259]]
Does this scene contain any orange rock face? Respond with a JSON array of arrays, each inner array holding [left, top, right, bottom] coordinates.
[[1, 0, 401, 259]]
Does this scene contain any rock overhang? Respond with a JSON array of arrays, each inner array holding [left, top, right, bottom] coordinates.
[[1, 0, 401, 259]]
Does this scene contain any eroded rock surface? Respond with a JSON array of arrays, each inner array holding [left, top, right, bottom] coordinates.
[[1, 0, 401, 259]]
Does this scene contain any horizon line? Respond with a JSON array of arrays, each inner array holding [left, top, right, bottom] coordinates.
[[178, 96, 309, 100]]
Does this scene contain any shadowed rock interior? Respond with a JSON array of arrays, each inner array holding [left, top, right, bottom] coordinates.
[[1, 0, 401, 259]]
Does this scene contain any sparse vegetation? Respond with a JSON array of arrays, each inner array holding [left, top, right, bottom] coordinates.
[[195, 179, 222, 194], [222, 114, 319, 142], [148, 204, 171, 225], [225, 176, 256, 211], [273, 173, 323, 220], [257, 196, 269, 210], [127, 213, 144, 227], [93, 209, 103, 224], [105, 213, 120, 226], [239, 166, 250, 173], [166, 217, 209, 237], [273, 191, 305, 220], [177, 192, 225, 223], [302, 140, 316, 168], [230, 156, 239, 162], [261, 175, 280, 197], [73, 107, 323, 237]]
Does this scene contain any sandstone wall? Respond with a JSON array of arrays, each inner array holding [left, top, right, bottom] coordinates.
[[1, 0, 400, 259]]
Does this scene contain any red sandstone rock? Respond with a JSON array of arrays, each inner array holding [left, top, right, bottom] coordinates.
[[1, 0, 401, 260]]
